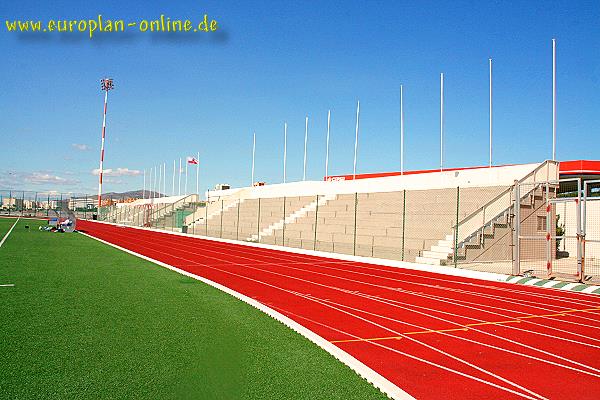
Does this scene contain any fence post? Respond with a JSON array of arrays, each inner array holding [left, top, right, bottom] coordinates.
[[353, 192, 358, 256], [454, 187, 460, 268], [220, 200, 224, 238], [512, 181, 520, 276], [21, 191, 25, 216], [313, 195, 319, 251], [46, 194, 49, 218], [576, 178, 583, 281], [205, 201, 209, 236], [8, 190, 11, 217], [257, 198, 261, 243], [34, 192, 38, 218], [282, 196, 286, 246], [402, 190, 406, 261]]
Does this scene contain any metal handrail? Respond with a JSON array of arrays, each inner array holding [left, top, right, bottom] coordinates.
[[454, 160, 558, 247]]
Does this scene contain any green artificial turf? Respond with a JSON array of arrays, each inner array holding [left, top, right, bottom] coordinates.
[[0, 217, 18, 238], [0, 219, 387, 400]]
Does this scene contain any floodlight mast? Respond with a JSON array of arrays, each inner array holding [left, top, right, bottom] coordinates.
[[97, 78, 114, 210]]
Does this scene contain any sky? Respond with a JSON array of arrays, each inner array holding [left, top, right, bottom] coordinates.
[[1, 0, 599, 195]]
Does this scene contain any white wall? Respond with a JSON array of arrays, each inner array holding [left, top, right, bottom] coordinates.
[[208, 163, 549, 200]]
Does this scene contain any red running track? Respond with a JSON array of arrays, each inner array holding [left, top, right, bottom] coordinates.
[[78, 220, 600, 400]]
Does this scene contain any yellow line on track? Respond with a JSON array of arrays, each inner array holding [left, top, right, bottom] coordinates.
[[330, 306, 600, 344]]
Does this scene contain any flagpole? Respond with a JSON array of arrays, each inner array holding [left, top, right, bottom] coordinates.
[[440, 73, 444, 172], [489, 58, 493, 168], [178, 158, 182, 196], [283, 122, 287, 184], [552, 38, 556, 161], [149, 167, 153, 199], [400, 85, 404, 175], [251, 132, 256, 186], [163, 162, 166, 198], [196, 151, 200, 195], [303, 116, 308, 181], [172, 160, 175, 196], [325, 110, 331, 179], [158, 163, 162, 198], [185, 160, 188, 195], [353, 100, 360, 180], [143, 169, 146, 199], [154, 166, 158, 198]]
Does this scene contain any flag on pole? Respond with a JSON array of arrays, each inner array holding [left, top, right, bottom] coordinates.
[[187, 156, 199, 165]]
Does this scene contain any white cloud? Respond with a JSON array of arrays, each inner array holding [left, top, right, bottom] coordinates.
[[91, 167, 141, 177], [0, 170, 79, 188], [25, 172, 79, 185], [72, 143, 91, 151]]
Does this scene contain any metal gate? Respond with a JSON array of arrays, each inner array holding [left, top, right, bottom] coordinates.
[[515, 179, 585, 281], [583, 180, 600, 280]]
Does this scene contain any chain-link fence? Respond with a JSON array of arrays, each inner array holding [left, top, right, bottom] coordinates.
[[0, 190, 96, 220], [584, 180, 600, 279], [6, 160, 596, 283]]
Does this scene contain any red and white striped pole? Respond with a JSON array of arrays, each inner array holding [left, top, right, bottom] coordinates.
[[97, 78, 114, 209]]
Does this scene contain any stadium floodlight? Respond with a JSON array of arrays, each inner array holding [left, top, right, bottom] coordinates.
[[97, 78, 114, 209]]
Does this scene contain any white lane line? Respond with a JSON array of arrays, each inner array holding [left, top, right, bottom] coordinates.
[[118, 229, 600, 347], [85, 226, 599, 392], [81, 230, 543, 400], [78, 231, 414, 400], [99, 224, 600, 351], [0, 284, 15, 287], [0, 218, 19, 248]]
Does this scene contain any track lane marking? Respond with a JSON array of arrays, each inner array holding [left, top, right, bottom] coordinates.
[[331, 307, 600, 343], [82, 224, 551, 400], [84, 223, 600, 378]]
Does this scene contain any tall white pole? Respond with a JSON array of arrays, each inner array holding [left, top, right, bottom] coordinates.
[[196, 151, 200, 195], [489, 58, 493, 168], [143, 169, 146, 199], [158, 163, 162, 197], [185, 160, 188, 195], [251, 132, 256, 186], [552, 38, 556, 161], [325, 110, 331, 179], [172, 160, 175, 196], [163, 162, 166, 198], [400, 85, 404, 175], [154, 166, 157, 198], [440, 73, 444, 171], [283, 122, 287, 183], [178, 158, 182, 196], [303, 116, 308, 181], [353, 100, 360, 180], [149, 167, 153, 199]]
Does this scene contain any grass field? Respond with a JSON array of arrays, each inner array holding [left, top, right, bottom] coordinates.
[[0, 218, 386, 399]]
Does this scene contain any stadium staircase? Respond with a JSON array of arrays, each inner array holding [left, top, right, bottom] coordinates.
[[415, 161, 555, 265], [247, 194, 337, 242]]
